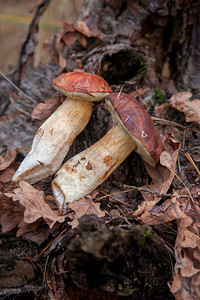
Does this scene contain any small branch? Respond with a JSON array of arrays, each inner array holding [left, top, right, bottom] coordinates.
[[0, 70, 37, 104], [97, 190, 131, 207], [151, 116, 186, 129], [112, 181, 172, 198], [185, 151, 200, 177], [112, 181, 191, 200]]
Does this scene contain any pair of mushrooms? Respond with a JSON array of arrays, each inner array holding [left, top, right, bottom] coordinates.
[[13, 72, 162, 211]]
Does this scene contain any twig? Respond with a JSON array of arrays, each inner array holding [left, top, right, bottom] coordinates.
[[97, 188, 134, 200], [152, 116, 200, 133], [0, 111, 21, 122], [151, 116, 186, 129], [185, 151, 200, 177], [0, 70, 37, 104], [98, 190, 131, 207], [181, 129, 187, 150], [113, 181, 172, 198], [113, 181, 191, 200], [36, 228, 67, 259]]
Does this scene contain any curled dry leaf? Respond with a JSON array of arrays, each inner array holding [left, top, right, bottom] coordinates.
[[61, 21, 104, 45], [31, 96, 62, 124], [154, 102, 170, 119], [16, 219, 54, 245], [44, 21, 104, 71], [132, 183, 200, 299], [68, 194, 105, 229], [142, 186, 200, 299], [133, 132, 181, 217], [11, 181, 65, 228], [0, 162, 20, 184], [169, 92, 200, 127], [139, 191, 192, 226], [170, 214, 200, 299], [0, 147, 20, 171], [0, 193, 24, 233], [43, 30, 67, 71]]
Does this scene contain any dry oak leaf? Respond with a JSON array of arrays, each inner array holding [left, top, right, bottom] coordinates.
[[68, 195, 105, 229], [61, 21, 104, 43], [0, 163, 19, 184], [0, 193, 24, 233], [169, 92, 200, 126], [11, 181, 65, 228], [139, 191, 193, 226], [0, 147, 20, 171], [16, 219, 54, 245], [133, 132, 181, 217], [169, 198, 200, 299], [170, 220, 200, 299], [31, 96, 62, 124], [43, 29, 67, 71]]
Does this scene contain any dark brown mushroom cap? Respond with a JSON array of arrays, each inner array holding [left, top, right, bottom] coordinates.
[[53, 72, 112, 101], [105, 92, 163, 165]]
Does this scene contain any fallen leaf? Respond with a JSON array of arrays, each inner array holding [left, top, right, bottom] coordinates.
[[31, 96, 62, 124], [11, 181, 65, 228], [68, 195, 105, 229], [43, 30, 67, 71], [133, 132, 181, 217], [139, 191, 192, 226], [154, 102, 170, 119], [0, 163, 19, 183], [0, 147, 20, 171], [169, 92, 200, 126], [0, 193, 24, 233], [168, 189, 200, 299], [44, 20, 104, 71], [16, 219, 54, 244], [16, 219, 41, 237]]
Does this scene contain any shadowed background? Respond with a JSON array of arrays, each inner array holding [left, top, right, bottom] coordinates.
[[0, 0, 83, 73]]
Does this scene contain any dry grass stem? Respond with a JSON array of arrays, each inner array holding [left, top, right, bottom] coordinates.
[[185, 151, 200, 177], [0, 70, 37, 104]]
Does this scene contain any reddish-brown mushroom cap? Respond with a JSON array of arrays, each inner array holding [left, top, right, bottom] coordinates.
[[53, 72, 112, 101], [105, 92, 162, 165]]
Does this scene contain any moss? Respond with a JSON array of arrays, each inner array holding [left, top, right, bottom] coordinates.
[[101, 49, 148, 84], [139, 226, 152, 246], [154, 88, 165, 104]]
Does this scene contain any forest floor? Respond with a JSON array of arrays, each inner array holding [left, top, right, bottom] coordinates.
[[0, 1, 200, 299]]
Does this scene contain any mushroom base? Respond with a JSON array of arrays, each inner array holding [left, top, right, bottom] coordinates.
[[52, 124, 137, 210], [12, 98, 92, 184]]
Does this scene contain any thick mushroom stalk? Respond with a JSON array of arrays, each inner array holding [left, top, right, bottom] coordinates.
[[52, 92, 163, 211], [12, 72, 112, 184], [12, 98, 92, 184], [52, 124, 136, 209]]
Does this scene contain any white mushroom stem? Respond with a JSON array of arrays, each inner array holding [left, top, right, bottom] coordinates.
[[52, 124, 137, 210], [12, 98, 92, 184]]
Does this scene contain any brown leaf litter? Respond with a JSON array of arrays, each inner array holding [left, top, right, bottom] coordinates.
[[169, 92, 200, 127], [7, 181, 65, 228], [44, 20, 104, 71], [31, 95, 62, 125], [0, 147, 20, 171], [68, 192, 105, 229], [132, 132, 181, 217]]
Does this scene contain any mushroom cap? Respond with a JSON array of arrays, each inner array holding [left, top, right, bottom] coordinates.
[[105, 92, 162, 166], [53, 72, 112, 101]]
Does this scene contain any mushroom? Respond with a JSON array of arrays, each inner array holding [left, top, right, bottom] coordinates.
[[12, 72, 112, 184], [52, 92, 163, 210]]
